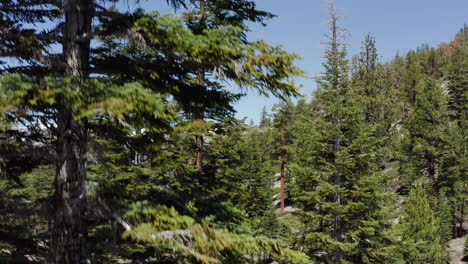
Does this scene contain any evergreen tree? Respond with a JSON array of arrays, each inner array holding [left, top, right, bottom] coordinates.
[[292, 2, 391, 263], [0, 0, 302, 261], [157, 0, 301, 176], [446, 25, 467, 124], [400, 77, 448, 189], [397, 183, 446, 263], [202, 118, 274, 215], [272, 100, 296, 211], [351, 33, 398, 138], [439, 120, 467, 238], [439, 26, 467, 238], [1, 2, 467, 263], [259, 106, 272, 128], [437, 190, 455, 245]]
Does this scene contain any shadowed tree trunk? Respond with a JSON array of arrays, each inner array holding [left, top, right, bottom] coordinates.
[[193, 0, 207, 177], [195, 119, 205, 176], [279, 130, 286, 211], [195, 70, 206, 177], [50, 0, 92, 263], [326, 1, 345, 261], [279, 151, 286, 211], [275, 102, 292, 212]]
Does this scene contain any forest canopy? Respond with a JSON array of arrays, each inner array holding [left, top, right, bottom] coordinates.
[[0, 1, 466, 263]]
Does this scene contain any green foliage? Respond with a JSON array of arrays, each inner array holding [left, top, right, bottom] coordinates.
[[0, 166, 53, 262], [0, 74, 174, 132], [289, 10, 395, 262], [201, 118, 276, 218], [123, 202, 310, 264], [437, 190, 455, 245], [400, 77, 448, 188], [134, 12, 303, 100], [396, 183, 446, 263], [445, 26, 468, 122], [1, 1, 467, 263]]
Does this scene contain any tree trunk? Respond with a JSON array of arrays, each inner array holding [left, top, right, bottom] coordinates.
[[428, 155, 438, 189], [195, 66, 206, 176], [279, 150, 286, 211], [195, 131, 205, 176], [51, 112, 89, 264], [50, 0, 92, 263], [279, 119, 287, 212], [331, 171, 344, 262], [194, 1, 207, 177]]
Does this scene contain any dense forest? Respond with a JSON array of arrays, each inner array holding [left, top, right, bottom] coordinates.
[[0, 0, 466, 263]]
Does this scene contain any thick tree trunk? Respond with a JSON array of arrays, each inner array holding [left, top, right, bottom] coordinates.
[[51, 113, 89, 263], [50, 0, 92, 263]]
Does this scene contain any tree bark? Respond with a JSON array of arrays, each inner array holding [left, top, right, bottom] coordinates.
[[327, 2, 345, 260], [50, 0, 92, 263], [195, 130, 205, 176], [279, 149, 286, 211], [194, 0, 207, 177], [279, 116, 287, 212], [428, 155, 438, 189], [195, 69, 206, 176]]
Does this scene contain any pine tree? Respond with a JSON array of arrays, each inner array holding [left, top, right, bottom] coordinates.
[[272, 100, 295, 211], [204, 118, 275, 217], [351, 33, 398, 137], [437, 190, 455, 245], [292, 2, 391, 263], [1, 1, 97, 261], [400, 77, 448, 189], [397, 183, 446, 263], [446, 25, 468, 124], [0, 2, 182, 258], [438, 25, 467, 238], [259, 106, 272, 128], [439, 120, 467, 238], [161, 0, 301, 176], [0, 1, 303, 261]]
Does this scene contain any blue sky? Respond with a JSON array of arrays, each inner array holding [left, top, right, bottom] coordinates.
[[134, 0, 467, 123]]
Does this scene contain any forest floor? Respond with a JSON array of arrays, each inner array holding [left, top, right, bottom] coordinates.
[[448, 220, 467, 264], [448, 234, 467, 264]]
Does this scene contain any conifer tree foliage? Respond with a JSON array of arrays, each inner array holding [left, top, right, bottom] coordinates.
[[203, 119, 275, 218], [438, 25, 467, 239], [351, 33, 398, 140], [95, 0, 303, 178], [400, 77, 448, 189], [445, 26, 467, 123], [0, 2, 175, 261], [1, 1, 467, 263], [396, 183, 446, 264], [178, 0, 302, 177], [291, 2, 393, 263], [0, 0, 302, 262], [292, 2, 351, 260], [259, 106, 272, 128], [272, 100, 296, 211], [122, 202, 310, 264]]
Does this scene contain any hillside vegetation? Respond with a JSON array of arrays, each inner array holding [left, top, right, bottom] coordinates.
[[0, 1, 466, 263]]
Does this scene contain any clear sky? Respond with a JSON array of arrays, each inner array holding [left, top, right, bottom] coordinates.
[[136, 0, 467, 123]]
